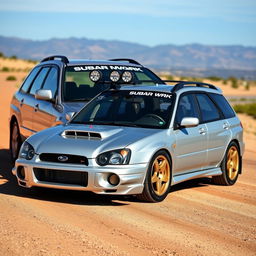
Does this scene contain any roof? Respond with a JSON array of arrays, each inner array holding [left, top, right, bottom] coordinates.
[[40, 55, 143, 67]]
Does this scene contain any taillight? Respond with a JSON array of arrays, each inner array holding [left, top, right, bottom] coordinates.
[[240, 121, 243, 129]]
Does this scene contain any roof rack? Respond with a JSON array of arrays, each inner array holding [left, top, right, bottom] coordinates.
[[162, 80, 218, 92], [41, 55, 69, 64], [109, 58, 142, 66]]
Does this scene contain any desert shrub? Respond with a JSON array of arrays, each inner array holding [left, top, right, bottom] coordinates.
[[6, 75, 17, 81], [245, 82, 250, 90], [166, 75, 174, 80], [27, 59, 38, 64], [10, 55, 17, 60], [2, 66, 10, 72], [223, 79, 228, 85], [233, 103, 256, 119], [0, 52, 5, 58], [206, 76, 222, 82], [229, 77, 239, 89]]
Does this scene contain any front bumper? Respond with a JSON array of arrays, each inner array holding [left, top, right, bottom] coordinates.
[[12, 158, 147, 195]]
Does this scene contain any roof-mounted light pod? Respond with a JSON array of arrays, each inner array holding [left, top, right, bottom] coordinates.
[[110, 71, 120, 82], [89, 70, 102, 82]]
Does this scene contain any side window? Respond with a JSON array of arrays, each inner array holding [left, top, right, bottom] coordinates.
[[175, 94, 199, 124], [209, 93, 235, 119], [42, 67, 58, 98], [20, 67, 40, 93], [29, 67, 50, 95], [196, 94, 221, 123]]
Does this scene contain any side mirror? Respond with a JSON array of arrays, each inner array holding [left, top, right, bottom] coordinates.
[[66, 112, 75, 121], [35, 89, 53, 101], [180, 117, 199, 128]]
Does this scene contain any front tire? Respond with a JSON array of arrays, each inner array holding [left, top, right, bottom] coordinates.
[[212, 141, 241, 185], [10, 121, 22, 162], [137, 150, 171, 202]]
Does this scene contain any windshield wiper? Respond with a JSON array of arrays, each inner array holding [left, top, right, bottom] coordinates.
[[69, 98, 92, 101]]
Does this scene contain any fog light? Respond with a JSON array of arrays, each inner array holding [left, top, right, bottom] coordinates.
[[17, 166, 26, 180], [108, 173, 120, 186]]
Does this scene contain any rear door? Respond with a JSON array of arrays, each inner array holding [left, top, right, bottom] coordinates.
[[195, 93, 231, 168]]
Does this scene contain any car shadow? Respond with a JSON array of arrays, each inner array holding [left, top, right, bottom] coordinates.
[[0, 148, 212, 205]]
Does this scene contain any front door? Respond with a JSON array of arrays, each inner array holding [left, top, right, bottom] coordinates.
[[173, 93, 207, 175]]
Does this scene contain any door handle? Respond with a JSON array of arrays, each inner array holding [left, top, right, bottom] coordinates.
[[20, 99, 24, 107], [223, 123, 230, 130], [199, 127, 206, 135], [34, 104, 39, 112]]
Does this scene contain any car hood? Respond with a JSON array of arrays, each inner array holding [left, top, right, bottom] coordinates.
[[29, 124, 163, 158]]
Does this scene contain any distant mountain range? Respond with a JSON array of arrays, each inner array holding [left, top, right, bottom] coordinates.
[[0, 36, 256, 79]]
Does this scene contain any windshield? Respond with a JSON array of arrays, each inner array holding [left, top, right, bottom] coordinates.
[[63, 65, 163, 102], [71, 90, 173, 129]]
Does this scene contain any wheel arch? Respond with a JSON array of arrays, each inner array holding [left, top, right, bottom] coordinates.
[[221, 139, 242, 175], [144, 147, 173, 183]]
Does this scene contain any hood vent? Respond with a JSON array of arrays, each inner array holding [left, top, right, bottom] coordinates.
[[62, 130, 102, 140]]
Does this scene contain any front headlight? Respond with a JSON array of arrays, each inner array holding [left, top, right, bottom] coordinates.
[[19, 141, 35, 160], [96, 149, 131, 166]]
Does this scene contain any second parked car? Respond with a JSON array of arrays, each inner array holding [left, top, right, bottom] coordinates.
[[9, 56, 163, 161]]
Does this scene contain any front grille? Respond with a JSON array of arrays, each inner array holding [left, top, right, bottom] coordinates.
[[39, 153, 88, 165], [33, 168, 88, 186], [62, 130, 101, 140]]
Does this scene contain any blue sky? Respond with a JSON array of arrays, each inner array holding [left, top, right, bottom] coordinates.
[[0, 0, 255, 46]]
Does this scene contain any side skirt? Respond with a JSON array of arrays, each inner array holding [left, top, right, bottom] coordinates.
[[172, 167, 222, 185]]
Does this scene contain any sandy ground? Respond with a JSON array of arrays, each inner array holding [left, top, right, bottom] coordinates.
[[0, 74, 256, 256]]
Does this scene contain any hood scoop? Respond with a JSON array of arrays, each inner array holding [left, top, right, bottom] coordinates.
[[62, 130, 102, 140]]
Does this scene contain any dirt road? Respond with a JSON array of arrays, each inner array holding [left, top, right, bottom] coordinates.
[[0, 83, 255, 256]]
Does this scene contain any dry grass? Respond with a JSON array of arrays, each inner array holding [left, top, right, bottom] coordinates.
[[0, 57, 37, 71]]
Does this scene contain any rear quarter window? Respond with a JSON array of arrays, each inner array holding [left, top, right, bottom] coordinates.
[[195, 93, 221, 123], [209, 93, 235, 119]]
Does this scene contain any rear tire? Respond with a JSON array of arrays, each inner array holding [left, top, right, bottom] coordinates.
[[137, 150, 171, 202], [212, 141, 241, 186], [10, 121, 22, 162]]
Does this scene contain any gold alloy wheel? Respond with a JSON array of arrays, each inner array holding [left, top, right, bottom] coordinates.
[[226, 146, 239, 180], [151, 155, 171, 196]]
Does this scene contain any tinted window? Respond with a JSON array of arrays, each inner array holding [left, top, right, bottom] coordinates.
[[42, 67, 58, 97], [30, 67, 50, 95], [196, 94, 221, 123], [175, 94, 199, 124], [20, 67, 40, 93], [209, 93, 235, 119]]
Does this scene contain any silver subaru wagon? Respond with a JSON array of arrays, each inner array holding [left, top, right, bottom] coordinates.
[[12, 74, 244, 202], [9, 56, 163, 161]]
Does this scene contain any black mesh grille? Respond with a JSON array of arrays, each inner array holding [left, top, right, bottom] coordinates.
[[39, 153, 88, 165], [33, 168, 88, 186]]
